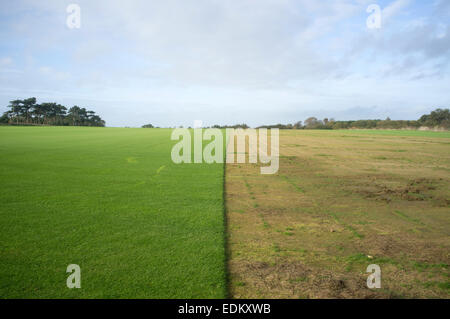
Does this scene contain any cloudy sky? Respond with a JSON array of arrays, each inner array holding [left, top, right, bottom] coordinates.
[[0, 0, 449, 127]]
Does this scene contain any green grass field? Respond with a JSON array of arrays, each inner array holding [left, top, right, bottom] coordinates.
[[1, 126, 448, 299], [0, 126, 226, 298]]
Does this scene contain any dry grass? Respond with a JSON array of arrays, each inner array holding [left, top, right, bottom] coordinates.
[[226, 130, 450, 299]]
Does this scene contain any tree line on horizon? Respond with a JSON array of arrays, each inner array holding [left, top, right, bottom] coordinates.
[[0, 97, 105, 127], [162, 108, 447, 130], [5, 100, 443, 130], [142, 108, 449, 130], [256, 108, 449, 130]]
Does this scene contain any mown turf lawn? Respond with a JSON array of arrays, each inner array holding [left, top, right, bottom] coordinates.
[[0, 126, 226, 298]]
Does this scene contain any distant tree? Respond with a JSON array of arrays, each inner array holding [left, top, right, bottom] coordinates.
[[332, 121, 350, 129], [142, 124, 154, 128], [293, 121, 303, 129], [31, 103, 43, 123], [89, 115, 105, 127], [22, 97, 37, 123], [55, 104, 68, 125], [7, 100, 23, 124], [0, 112, 9, 124], [2, 98, 105, 127], [304, 117, 323, 129], [67, 106, 82, 126], [419, 108, 450, 128]]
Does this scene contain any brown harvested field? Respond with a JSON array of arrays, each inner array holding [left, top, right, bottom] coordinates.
[[225, 129, 450, 299]]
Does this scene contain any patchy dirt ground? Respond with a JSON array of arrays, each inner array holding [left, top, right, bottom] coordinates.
[[226, 130, 450, 299]]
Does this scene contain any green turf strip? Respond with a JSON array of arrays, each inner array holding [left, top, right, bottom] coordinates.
[[0, 126, 226, 298]]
